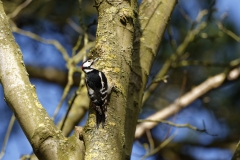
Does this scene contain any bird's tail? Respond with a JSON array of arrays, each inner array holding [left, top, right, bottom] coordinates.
[[96, 107, 105, 128]]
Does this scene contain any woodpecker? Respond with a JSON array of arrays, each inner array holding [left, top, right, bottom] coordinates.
[[82, 58, 111, 128]]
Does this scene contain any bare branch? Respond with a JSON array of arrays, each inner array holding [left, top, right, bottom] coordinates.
[[146, 130, 154, 151], [66, 18, 96, 42], [60, 91, 78, 130], [72, 41, 95, 64], [7, 0, 32, 19], [167, 26, 177, 52], [177, 5, 193, 24], [217, 21, 240, 42], [53, 32, 90, 121], [138, 119, 217, 136], [52, 66, 75, 120], [135, 62, 240, 138], [67, 18, 84, 34], [58, 59, 89, 136], [57, 33, 89, 134], [58, 41, 89, 134], [11, 25, 70, 61], [142, 10, 208, 105], [141, 131, 178, 160], [57, 87, 89, 136], [26, 65, 80, 86]]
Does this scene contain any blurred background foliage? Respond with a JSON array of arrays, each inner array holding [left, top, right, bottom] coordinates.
[[0, 0, 239, 159]]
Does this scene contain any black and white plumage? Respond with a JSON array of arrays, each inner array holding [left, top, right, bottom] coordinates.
[[82, 58, 111, 128]]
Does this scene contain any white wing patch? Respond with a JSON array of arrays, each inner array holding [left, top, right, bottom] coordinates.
[[88, 87, 94, 95], [99, 72, 106, 93]]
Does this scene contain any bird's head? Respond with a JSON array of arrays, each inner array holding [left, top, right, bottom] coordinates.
[[82, 58, 99, 69]]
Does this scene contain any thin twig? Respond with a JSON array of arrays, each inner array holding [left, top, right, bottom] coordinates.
[[178, 70, 187, 98], [141, 131, 178, 160], [146, 75, 168, 88], [59, 59, 88, 131], [177, 5, 193, 24], [66, 18, 95, 41], [53, 32, 87, 120], [217, 22, 240, 42], [78, 0, 86, 31], [67, 18, 84, 34], [164, 71, 187, 140], [60, 33, 88, 129], [146, 130, 154, 151], [72, 41, 95, 64], [0, 114, 15, 159], [72, 35, 83, 57], [138, 119, 217, 136], [52, 66, 75, 120], [11, 26, 70, 61], [60, 56, 87, 127], [7, 0, 32, 19], [60, 92, 78, 130], [167, 25, 177, 52]]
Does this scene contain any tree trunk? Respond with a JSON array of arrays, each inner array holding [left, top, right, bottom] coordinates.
[[82, 0, 137, 159]]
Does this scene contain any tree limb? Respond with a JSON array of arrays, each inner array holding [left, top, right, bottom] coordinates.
[[0, 3, 84, 159], [26, 65, 80, 86], [126, 0, 177, 155]]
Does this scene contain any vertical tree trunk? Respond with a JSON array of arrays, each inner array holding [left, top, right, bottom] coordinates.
[[82, 0, 137, 159]]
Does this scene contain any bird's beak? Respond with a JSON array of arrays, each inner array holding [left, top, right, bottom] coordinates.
[[94, 58, 99, 63]]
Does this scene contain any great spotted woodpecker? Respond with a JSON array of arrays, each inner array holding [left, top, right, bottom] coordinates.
[[82, 58, 111, 128]]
